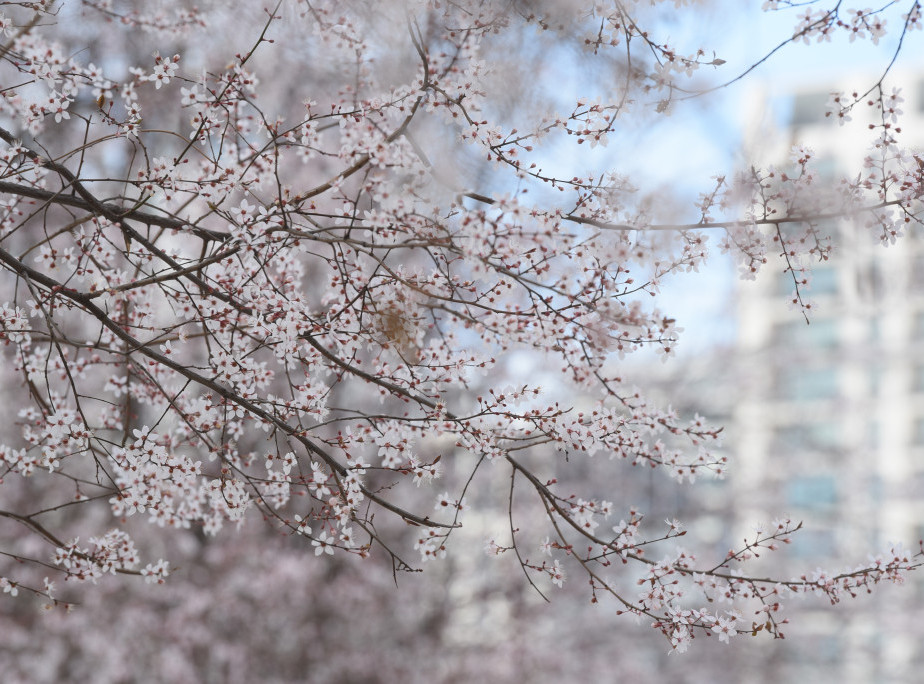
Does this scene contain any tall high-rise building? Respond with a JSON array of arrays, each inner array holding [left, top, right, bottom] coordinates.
[[727, 71, 924, 682]]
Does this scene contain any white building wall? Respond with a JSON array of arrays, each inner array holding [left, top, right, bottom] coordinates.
[[730, 70, 924, 682]]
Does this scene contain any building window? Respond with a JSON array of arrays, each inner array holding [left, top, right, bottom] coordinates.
[[786, 475, 838, 510], [913, 311, 924, 340], [913, 417, 924, 445], [814, 155, 838, 181], [791, 91, 830, 127], [857, 261, 884, 299], [868, 473, 883, 505], [909, 256, 924, 291], [869, 365, 883, 396], [776, 366, 839, 401], [787, 528, 838, 558], [771, 421, 842, 455], [776, 264, 838, 297], [868, 420, 879, 449], [772, 318, 839, 350], [811, 266, 839, 295]]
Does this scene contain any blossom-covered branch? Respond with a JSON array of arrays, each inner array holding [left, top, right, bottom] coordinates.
[[0, 0, 921, 653]]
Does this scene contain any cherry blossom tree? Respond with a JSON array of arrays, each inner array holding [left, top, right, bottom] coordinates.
[[0, 0, 922, 656]]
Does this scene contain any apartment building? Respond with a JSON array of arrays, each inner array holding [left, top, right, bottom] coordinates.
[[727, 71, 924, 683]]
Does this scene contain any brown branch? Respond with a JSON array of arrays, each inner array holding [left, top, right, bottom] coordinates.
[[0, 179, 228, 241]]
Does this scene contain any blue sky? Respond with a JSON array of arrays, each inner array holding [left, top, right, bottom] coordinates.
[[634, 2, 924, 355]]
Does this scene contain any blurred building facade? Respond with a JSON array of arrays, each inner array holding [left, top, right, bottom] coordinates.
[[727, 70, 924, 683]]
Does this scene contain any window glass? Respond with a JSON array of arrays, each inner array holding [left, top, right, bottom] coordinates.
[[776, 367, 839, 401], [791, 91, 830, 126], [787, 528, 837, 558], [913, 311, 924, 339], [786, 475, 838, 510], [776, 266, 838, 297], [771, 422, 842, 454], [913, 418, 924, 445], [811, 266, 839, 295], [772, 318, 839, 350]]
